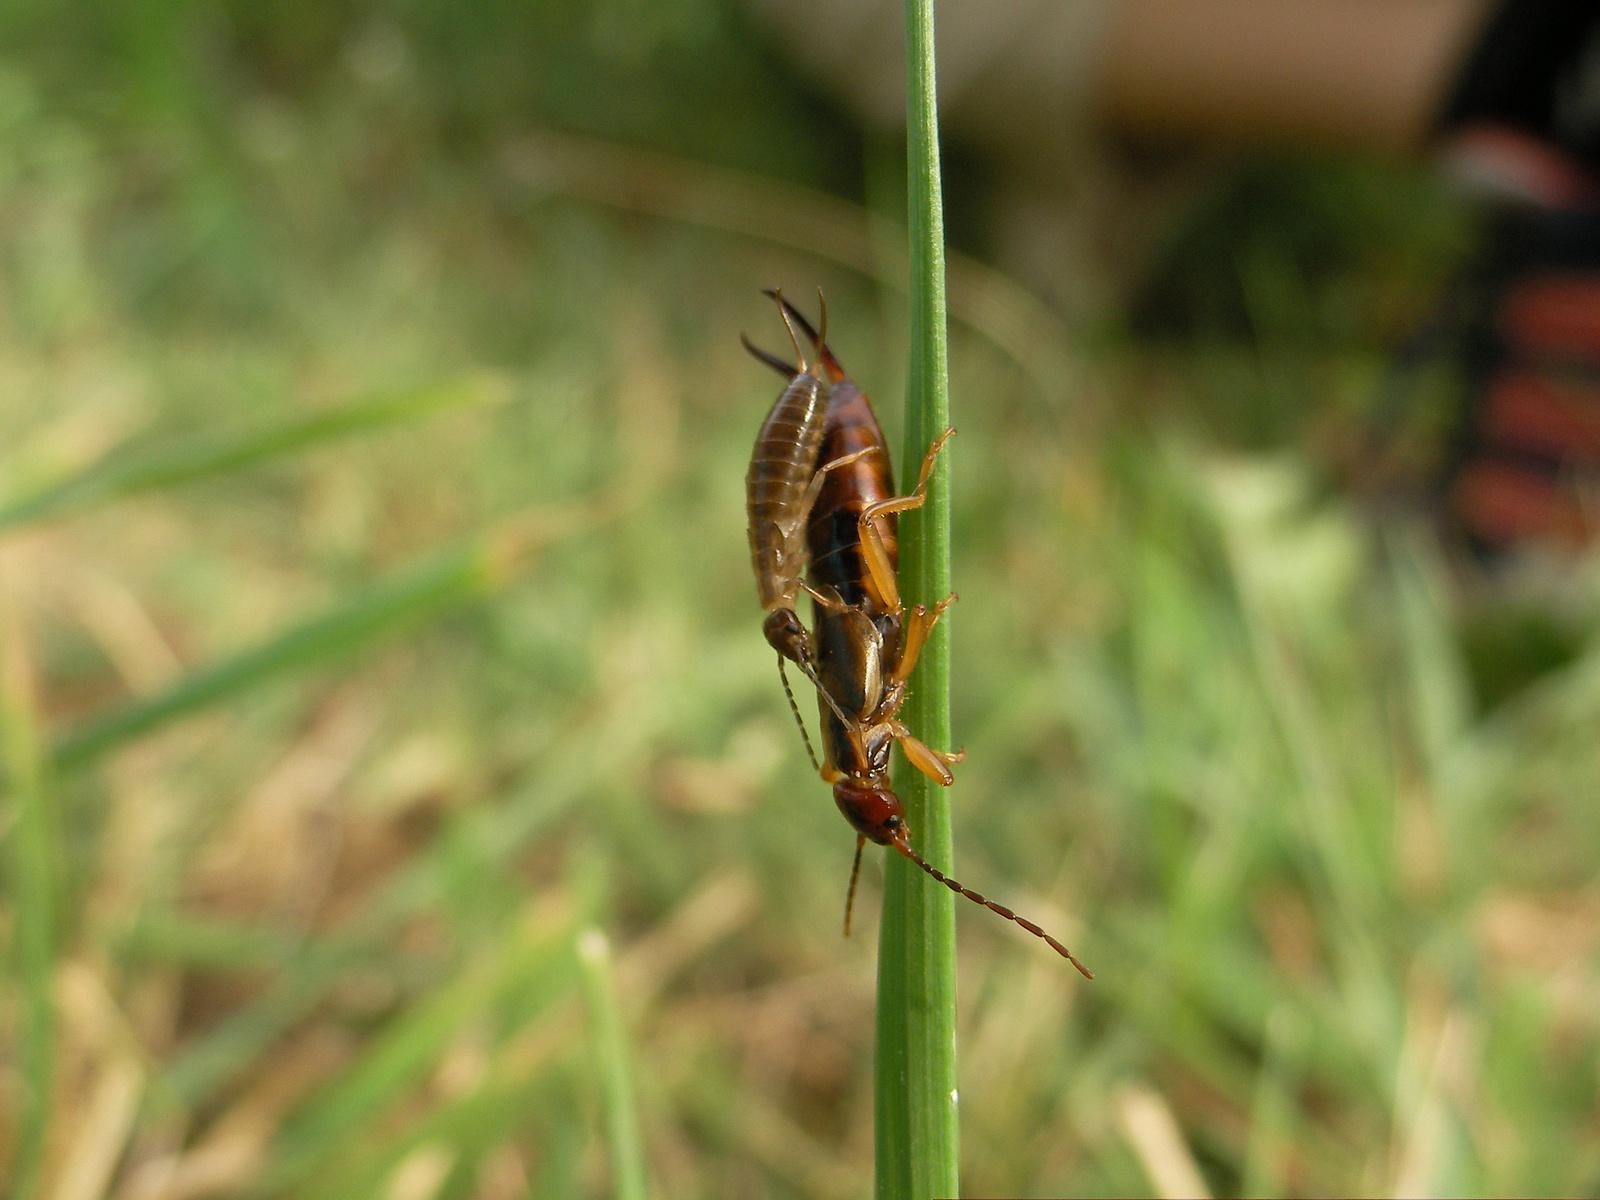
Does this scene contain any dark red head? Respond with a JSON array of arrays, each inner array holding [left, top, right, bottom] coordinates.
[[833, 779, 908, 846]]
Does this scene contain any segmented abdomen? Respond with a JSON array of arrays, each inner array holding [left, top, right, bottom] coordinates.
[[746, 372, 827, 610]]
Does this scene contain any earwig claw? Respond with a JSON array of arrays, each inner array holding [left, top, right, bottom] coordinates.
[[770, 287, 810, 375], [767, 289, 844, 383], [742, 333, 799, 380]]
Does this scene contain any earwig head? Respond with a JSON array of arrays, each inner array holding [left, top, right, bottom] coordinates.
[[833, 779, 906, 846], [762, 607, 811, 666]]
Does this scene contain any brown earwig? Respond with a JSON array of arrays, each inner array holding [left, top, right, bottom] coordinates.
[[743, 290, 875, 760], [756, 294, 1091, 978], [744, 288, 827, 657], [742, 291, 836, 763]]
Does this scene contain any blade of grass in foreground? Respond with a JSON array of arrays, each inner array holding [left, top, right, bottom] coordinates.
[[0, 373, 507, 533], [875, 0, 959, 1197], [2, 604, 57, 1200], [577, 929, 649, 1200]]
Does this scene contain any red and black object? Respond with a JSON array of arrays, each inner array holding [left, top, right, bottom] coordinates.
[[1432, 1, 1600, 552], [1443, 207, 1600, 551]]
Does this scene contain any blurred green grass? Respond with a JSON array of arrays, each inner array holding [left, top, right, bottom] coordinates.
[[2, 3, 1600, 1198]]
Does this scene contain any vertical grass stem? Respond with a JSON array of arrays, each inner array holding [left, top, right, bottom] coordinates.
[[2, 601, 55, 1199], [875, 1, 960, 1197], [577, 928, 648, 1200]]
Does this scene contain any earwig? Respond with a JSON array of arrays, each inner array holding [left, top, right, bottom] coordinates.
[[743, 290, 859, 744], [745, 288, 827, 640], [743, 290, 874, 738], [770, 295, 1091, 976]]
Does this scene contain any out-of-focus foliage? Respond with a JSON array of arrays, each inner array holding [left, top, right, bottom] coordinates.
[[2, 3, 1600, 1198], [1131, 158, 1478, 451]]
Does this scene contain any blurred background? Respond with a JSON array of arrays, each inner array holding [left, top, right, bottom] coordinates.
[[3, 0, 1600, 1196]]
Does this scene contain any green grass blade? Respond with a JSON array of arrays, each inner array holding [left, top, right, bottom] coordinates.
[[52, 513, 559, 771], [158, 719, 604, 1106], [577, 928, 649, 1200], [875, 2, 959, 1197], [299, 1071, 561, 1200], [2, 612, 57, 1199], [119, 910, 308, 971], [159, 938, 373, 1108], [0, 373, 506, 532], [259, 905, 573, 1192]]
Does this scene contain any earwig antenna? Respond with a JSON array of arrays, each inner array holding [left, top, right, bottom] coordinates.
[[776, 657, 821, 774], [810, 670, 856, 731], [777, 617, 859, 734], [815, 286, 828, 359], [891, 837, 1092, 978], [776, 657, 873, 812], [770, 287, 809, 375], [844, 833, 865, 937]]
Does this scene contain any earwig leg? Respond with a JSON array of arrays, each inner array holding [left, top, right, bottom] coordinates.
[[775, 446, 882, 606], [858, 427, 955, 527], [776, 658, 821, 774], [817, 446, 878, 476], [888, 592, 957, 687], [911, 427, 956, 492], [843, 833, 865, 937], [860, 512, 902, 614], [892, 726, 959, 786], [768, 374, 826, 578], [856, 428, 956, 613], [798, 579, 849, 612], [889, 717, 964, 765], [794, 446, 876, 539]]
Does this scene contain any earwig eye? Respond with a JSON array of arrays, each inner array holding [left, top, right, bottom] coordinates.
[[885, 815, 901, 829]]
